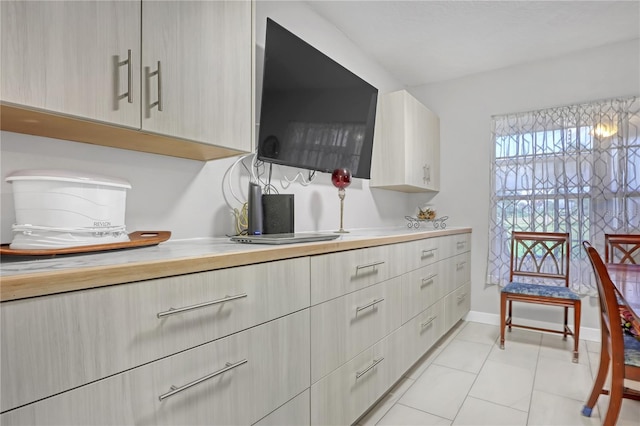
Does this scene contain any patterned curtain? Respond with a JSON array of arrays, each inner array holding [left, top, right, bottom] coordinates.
[[487, 96, 640, 294]]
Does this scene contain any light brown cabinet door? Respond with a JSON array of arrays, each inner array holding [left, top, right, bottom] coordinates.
[[141, 0, 252, 151], [1, 0, 141, 128]]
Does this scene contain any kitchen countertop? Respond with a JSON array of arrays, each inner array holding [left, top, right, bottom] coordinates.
[[0, 227, 471, 302]]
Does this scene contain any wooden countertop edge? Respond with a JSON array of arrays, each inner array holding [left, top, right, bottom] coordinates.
[[0, 228, 471, 302]]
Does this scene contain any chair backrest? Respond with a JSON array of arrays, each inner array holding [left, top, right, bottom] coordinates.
[[509, 231, 570, 287], [605, 234, 640, 264], [582, 241, 626, 365]]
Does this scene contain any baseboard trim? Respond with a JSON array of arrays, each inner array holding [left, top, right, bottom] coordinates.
[[464, 310, 601, 342]]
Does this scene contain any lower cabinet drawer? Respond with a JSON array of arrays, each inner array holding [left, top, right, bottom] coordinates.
[[310, 327, 404, 426], [0, 257, 310, 412], [444, 283, 471, 331], [399, 300, 445, 372], [0, 310, 310, 426], [310, 245, 393, 305], [311, 277, 402, 383], [440, 251, 471, 296], [402, 237, 441, 272], [401, 263, 443, 324]]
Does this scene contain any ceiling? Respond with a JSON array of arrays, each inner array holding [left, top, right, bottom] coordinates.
[[305, 0, 640, 87]]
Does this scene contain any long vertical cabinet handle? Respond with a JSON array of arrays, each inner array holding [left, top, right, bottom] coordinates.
[[157, 293, 248, 318], [423, 164, 431, 184], [157, 60, 163, 111], [126, 49, 133, 103], [150, 61, 163, 111], [356, 357, 384, 379], [158, 359, 248, 401]]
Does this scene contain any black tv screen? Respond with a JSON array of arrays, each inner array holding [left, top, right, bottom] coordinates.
[[257, 18, 378, 179]]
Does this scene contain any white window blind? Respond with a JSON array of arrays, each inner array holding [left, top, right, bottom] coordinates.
[[487, 96, 640, 294]]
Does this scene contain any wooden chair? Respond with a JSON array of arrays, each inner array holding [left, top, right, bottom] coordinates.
[[581, 242, 640, 425], [499, 232, 581, 362], [605, 233, 640, 264]]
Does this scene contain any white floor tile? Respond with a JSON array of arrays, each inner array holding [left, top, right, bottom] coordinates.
[[362, 322, 627, 426], [585, 339, 601, 354], [377, 404, 451, 426], [452, 396, 528, 425], [432, 339, 492, 374], [534, 356, 594, 401], [399, 364, 476, 420], [528, 390, 601, 425], [488, 339, 540, 371], [357, 377, 415, 426], [595, 390, 640, 426], [468, 359, 534, 412], [455, 322, 500, 345], [502, 327, 544, 346], [586, 349, 604, 380], [539, 333, 589, 365], [403, 346, 443, 380]]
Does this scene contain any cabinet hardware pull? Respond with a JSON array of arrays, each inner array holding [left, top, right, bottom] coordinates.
[[423, 164, 431, 184], [456, 241, 466, 248], [421, 274, 438, 287], [157, 293, 248, 318], [356, 357, 384, 379], [356, 260, 385, 271], [421, 248, 437, 257], [421, 316, 436, 328], [355, 298, 384, 313], [150, 61, 163, 111], [158, 359, 247, 401], [126, 49, 133, 103], [457, 292, 467, 302], [456, 261, 467, 270]]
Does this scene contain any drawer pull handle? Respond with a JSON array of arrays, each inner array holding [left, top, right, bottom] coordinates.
[[456, 261, 467, 270], [356, 260, 385, 271], [158, 359, 247, 401], [421, 274, 438, 287], [150, 60, 163, 111], [456, 241, 466, 248], [126, 49, 133, 103], [457, 292, 468, 302], [157, 293, 248, 318], [356, 357, 384, 379], [421, 248, 437, 257], [356, 298, 385, 313], [421, 315, 437, 328]]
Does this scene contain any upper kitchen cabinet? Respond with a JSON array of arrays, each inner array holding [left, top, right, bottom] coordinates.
[[141, 0, 252, 153], [0, 0, 253, 161], [1, 0, 141, 128], [370, 90, 440, 192]]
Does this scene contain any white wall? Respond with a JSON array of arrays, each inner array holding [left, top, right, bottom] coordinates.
[[410, 38, 640, 329], [0, 1, 417, 243], [3, 1, 635, 331]]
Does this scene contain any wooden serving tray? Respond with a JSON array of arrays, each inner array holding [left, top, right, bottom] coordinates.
[[0, 231, 171, 256]]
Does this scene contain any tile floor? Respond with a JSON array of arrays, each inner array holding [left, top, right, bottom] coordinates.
[[356, 321, 640, 426]]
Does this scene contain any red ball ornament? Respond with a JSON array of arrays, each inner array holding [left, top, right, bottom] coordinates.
[[331, 168, 352, 189]]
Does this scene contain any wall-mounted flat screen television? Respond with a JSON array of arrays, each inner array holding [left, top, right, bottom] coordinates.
[[257, 18, 378, 179]]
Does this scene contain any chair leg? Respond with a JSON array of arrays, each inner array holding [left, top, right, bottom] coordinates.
[[507, 299, 512, 332], [603, 362, 625, 426], [563, 306, 568, 340], [572, 301, 580, 363], [582, 342, 610, 417], [500, 293, 506, 349]]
